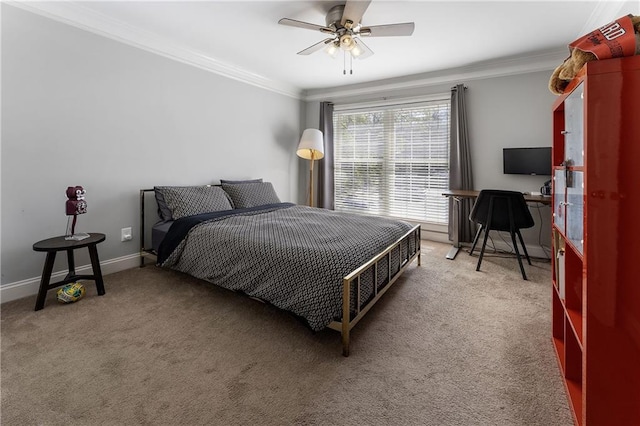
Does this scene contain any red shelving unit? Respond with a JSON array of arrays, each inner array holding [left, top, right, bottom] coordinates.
[[551, 55, 640, 425]]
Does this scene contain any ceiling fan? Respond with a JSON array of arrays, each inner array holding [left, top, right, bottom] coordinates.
[[278, 0, 415, 73]]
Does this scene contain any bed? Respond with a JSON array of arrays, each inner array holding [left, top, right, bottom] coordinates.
[[139, 182, 421, 356]]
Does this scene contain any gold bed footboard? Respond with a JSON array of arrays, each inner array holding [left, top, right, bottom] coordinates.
[[328, 224, 421, 356]]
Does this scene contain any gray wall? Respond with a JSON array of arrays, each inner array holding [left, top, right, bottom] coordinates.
[[305, 70, 557, 251], [1, 4, 562, 286], [1, 5, 302, 285]]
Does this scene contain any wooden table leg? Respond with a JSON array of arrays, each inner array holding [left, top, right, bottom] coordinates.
[[35, 251, 56, 311], [88, 244, 106, 296], [66, 249, 76, 277]]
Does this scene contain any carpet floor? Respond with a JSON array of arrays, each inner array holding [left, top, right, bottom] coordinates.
[[1, 241, 573, 425]]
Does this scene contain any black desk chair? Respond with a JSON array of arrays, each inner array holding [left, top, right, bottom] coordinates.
[[469, 190, 535, 280]]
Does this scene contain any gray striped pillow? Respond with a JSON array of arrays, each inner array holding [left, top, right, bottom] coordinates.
[[222, 182, 281, 209], [154, 185, 233, 220]]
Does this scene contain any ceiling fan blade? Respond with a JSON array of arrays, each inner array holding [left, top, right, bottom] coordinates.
[[360, 22, 415, 37], [278, 18, 333, 34], [351, 38, 373, 60], [297, 38, 335, 55], [341, 0, 372, 26]]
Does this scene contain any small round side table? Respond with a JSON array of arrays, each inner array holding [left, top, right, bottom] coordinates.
[[32, 233, 106, 311]]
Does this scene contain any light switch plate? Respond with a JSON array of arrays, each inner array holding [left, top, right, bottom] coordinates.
[[121, 227, 133, 242]]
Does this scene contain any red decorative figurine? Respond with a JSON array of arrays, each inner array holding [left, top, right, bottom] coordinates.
[[65, 186, 88, 240]]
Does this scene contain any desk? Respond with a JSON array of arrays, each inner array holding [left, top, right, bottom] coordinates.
[[442, 190, 551, 260], [32, 233, 106, 310]]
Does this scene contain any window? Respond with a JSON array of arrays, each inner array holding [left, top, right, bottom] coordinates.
[[333, 98, 450, 224]]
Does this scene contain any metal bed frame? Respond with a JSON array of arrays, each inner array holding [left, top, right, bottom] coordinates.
[[139, 188, 421, 356], [328, 225, 420, 356], [139, 189, 159, 267]]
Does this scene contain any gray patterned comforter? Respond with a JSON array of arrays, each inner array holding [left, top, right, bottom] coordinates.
[[160, 204, 414, 331]]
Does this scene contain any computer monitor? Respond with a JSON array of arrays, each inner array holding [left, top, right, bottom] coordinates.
[[503, 147, 552, 176]]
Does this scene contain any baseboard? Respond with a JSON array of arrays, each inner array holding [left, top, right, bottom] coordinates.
[[457, 239, 551, 261], [0, 253, 141, 304], [1, 236, 550, 304], [421, 229, 449, 244], [421, 229, 550, 260]]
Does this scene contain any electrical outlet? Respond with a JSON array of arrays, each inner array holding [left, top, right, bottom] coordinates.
[[121, 227, 133, 242]]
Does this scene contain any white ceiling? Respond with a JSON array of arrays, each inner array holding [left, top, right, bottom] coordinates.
[[15, 1, 639, 97]]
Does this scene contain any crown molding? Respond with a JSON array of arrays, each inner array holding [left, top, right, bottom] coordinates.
[[302, 49, 569, 102], [6, 1, 303, 99]]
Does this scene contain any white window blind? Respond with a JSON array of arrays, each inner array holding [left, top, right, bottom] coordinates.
[[333, 99, 450, 224]]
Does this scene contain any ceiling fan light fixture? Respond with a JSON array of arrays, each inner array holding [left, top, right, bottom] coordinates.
[[340, 34, 355, 51], [325, 41, 340, 58], [351, 42, 365, 58]]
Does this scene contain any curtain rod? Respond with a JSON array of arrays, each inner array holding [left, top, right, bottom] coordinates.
[[333, 93, 449, 111]]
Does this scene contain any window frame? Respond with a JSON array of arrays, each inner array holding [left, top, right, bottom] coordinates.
[[332, 94, 451, 233]]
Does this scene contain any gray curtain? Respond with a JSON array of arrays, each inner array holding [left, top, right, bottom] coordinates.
[[449, 84, 475, 242], [317, 101, 334, 209]]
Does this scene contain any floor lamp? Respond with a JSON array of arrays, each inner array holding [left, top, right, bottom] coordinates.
[[296, 129, 324, 207]]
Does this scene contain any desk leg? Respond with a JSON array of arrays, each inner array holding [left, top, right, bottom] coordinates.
[[88, 244, 106, 296], [35, 252, 56, 311], [446, 197, 462, 260]]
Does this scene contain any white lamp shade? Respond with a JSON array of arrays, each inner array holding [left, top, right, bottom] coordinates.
[[297, 129, 324, 160]]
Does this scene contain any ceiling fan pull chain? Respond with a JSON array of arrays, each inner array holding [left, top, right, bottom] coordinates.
[[350, 53, 353, 75], [343, 50, 346, 75]]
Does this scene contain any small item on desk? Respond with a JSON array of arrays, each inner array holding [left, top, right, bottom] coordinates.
[[530, 191, 542, 196]]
